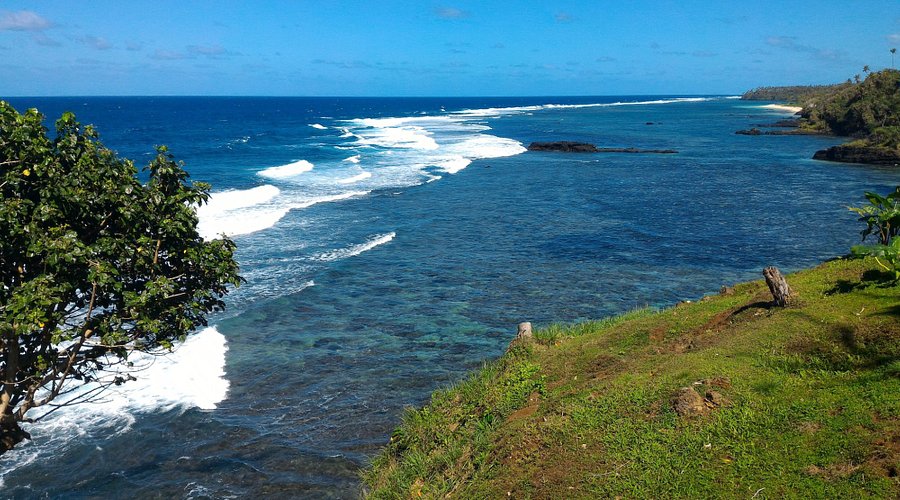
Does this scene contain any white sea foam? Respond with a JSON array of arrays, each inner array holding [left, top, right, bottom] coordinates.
[[0, 327, 230, 482], [294, 190, 371, 209], [309, 123, 327, 130], [258, 159, 315, 179], [353, 124, 439, 150], [343, 154, 361, 163], [196, 185, 288, 240], [454, 97, 716, 118], [337, 171, 372, 184], [309, 232, 396, 262], [196, 185, 369, 240], [436, 157, 472, 174]]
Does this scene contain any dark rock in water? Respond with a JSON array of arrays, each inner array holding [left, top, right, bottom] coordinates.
[[527, 141, 600, 152], [527, 142, 677, 154], [737, 128, 825, 136], [753, 119, 800, 128], [813, 145, 900, 166], [596, 147, 677, 154], [645, 122, 655, 125]]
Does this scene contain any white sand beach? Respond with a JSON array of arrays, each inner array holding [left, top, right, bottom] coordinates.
[[758, 103, 803, 113]]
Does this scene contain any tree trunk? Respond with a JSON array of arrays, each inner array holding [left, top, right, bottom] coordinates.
[[516, 322, 533, 340], [763, 266, 793, 307], [0, 415, 29, 454]]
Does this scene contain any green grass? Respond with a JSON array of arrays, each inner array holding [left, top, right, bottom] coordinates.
[[363, 258, 900, 498]]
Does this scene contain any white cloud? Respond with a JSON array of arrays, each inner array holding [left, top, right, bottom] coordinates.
[[888, 34, 900, 44], [0, 10, 51, 31], [765, 35, 844, 61], [435, 7, 469, 19], [150, 49, 189, 60], [33, 33, 61, 47], [79, 35, 112, 50]]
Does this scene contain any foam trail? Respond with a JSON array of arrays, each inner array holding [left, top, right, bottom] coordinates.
[[196, 185, 287, 240], [337, 171, 372, 184], [453, 97, 717, 118], [295, 190, 371, 209], [309, 232, 396, 262], [309, 123, 327, 130], [258, 159, 314, 179], [0, 327, 230, 483], [343, 154, 361, 163]]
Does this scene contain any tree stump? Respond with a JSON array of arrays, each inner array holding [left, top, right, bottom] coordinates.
[[763, 266, 793, 307], [516, 322, 533, 339]]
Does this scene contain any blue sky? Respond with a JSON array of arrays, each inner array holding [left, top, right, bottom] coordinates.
[[1, 1, 898, 96]]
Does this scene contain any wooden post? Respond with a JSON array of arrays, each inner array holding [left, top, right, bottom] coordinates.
[[516, 322, 533, 339], [763, 266, 793, 307]]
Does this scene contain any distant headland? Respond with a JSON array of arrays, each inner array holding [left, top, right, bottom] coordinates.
[[740, 69, 900, 166]]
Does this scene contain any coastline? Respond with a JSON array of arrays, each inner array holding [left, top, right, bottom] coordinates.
[[757, 103, 803, 113], [363, 257, 900, 497]]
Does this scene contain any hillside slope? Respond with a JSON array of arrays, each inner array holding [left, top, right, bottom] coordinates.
[[364, 258, 900, 498]]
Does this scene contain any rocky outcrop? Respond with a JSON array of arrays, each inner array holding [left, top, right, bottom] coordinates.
[[813, 145, 900, 166], [527, 142, 677, 154], [528, 141, 600, 152], [736, 128, 825, 136], [672, 387, 708, 417]]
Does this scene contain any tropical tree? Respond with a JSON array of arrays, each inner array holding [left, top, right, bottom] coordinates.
[[863, 64, 870, 74], [892, 48, 897, 69], [0, 102, 241, 454], [849, 186, 900, 280]]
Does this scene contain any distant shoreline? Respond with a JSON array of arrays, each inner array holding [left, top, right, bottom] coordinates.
[[757, 103, 802, 113]]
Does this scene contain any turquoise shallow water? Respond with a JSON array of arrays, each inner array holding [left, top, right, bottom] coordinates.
[[3, 96, 900, 498]]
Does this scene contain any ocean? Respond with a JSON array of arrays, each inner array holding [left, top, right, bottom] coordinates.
[[2, 95, 899, 498]]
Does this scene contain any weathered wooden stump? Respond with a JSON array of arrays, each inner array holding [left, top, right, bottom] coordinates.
[[763, 266, 793, 307], [516, 322, 533, 339]]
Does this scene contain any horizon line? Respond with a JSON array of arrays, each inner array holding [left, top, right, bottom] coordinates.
[[4, 93, 742, 99]]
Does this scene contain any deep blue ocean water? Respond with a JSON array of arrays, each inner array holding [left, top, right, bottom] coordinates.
[[2, 95, 900, 498]]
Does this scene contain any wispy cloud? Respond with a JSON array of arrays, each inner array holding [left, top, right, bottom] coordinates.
[[765, 35, 843, 61], [888, 34, 900, 44], [555, 12, 573, 23], [150, 49, 189, 60], [33, 33, 61, 47], [125, 41, 143, 51], [435, 7, 469, 19], [0, 10, 51, 31], [312, 59, 373, 69], [596, 56, 616, 62], [692, 50, 718, 58], [79, 35, 112, 50], [187, 44, 240, 58]]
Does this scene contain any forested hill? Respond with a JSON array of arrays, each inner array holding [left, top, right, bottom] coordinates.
[[744, 69, 900, 164], [741, 83, 851, 105]]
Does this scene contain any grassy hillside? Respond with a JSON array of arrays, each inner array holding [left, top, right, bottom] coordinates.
[[363, 258, 900, 498]]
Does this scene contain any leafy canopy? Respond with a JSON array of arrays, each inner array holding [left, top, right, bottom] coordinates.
[[0, 101, 241, 453], [849, 186, 900, 279]]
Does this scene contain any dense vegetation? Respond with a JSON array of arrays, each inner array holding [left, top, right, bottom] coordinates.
[[363, 257, 900, 498], [744, 69, 900, 164], [741, 83, 851, 105], [800, 69, 900, 141], [0, 102, 241, 453]]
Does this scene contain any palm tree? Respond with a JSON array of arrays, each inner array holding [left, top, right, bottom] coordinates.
[[892, 48, 897, 69], [863, 64, 870, 74], [854, 74, 861, 84]]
